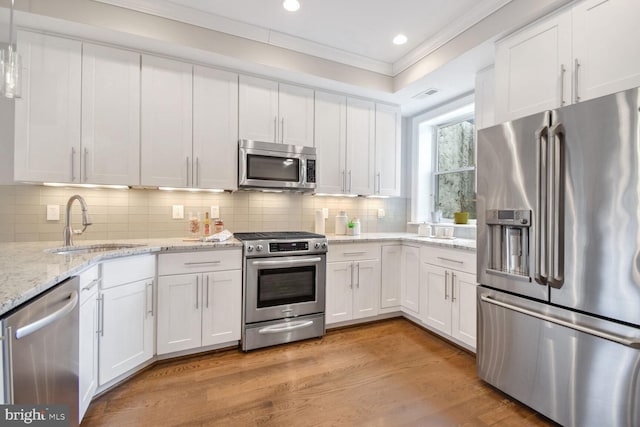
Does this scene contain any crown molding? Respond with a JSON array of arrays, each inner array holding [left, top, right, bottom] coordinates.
[[391, 0, 512, 75]]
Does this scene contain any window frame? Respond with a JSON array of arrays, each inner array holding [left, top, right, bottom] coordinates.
[[408, 94, 475, 224]]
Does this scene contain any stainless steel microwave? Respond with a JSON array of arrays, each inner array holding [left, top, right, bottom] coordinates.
[[238, 140, 317, 191]]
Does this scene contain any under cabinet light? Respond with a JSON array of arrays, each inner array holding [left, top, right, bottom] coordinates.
[[158, 187, 225, 193], [43, 183, 129, 190]]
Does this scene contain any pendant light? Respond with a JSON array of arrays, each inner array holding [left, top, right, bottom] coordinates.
[[1, 0, 22, 99]]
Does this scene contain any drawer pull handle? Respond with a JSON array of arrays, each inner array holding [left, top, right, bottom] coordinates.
[[184, 261, 221, 266], [343, 251, 367, 256], [437, 256, 464, 264], [258, 320, 314, 334], [82, 278, 102, 291]]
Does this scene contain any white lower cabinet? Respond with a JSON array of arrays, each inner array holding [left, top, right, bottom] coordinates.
[[380, 245, 401, 309], [98, 255, 155, 386], [381, 244, 420, 314], [157, 270, 241, 354], [401, 245, 420, 315], [419, 247, 477, 349], [326, 243, 381, 325], [78, 265, 100, 422], [157, 250, 242, 355], [99, 278, 155, 385]]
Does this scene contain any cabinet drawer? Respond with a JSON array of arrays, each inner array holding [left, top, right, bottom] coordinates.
[[158, 248, 242, 275], [79, 264, 100, 305], [327, 243, 381, 262], [102, 255, 155, 289], [420, 246, 476, 274]]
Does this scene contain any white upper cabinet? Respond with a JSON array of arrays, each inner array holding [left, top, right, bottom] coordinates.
[[140, 55, 193, 187], [82, 43, 140, 185], [572, 0, 640, 103], [494, 9, 572, 123], [495, 0, 640, 123], [14, 31, 82, 183], [193, 66, 238, 190], [239, 75, 314, 146], [314, 91, 347, 194], [316, 94, 400, 197], [346, 98, 375, 195], [374, 103, 401, 197], [278, 83, 314, 146], [239, 75, 279, 143]]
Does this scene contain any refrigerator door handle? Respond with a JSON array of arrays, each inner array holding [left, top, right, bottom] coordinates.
[[548, 123, 565, 287], [481, 295, 640, 349], [535, 125, 549, 285]]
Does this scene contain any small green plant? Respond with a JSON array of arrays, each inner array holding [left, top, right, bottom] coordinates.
[[347, 220, 354, 228]]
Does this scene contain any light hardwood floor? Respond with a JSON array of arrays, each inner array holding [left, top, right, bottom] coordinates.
[[83, 319, 556, 426]]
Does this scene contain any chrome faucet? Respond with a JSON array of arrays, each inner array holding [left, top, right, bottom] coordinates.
[[63, 195, 92, 246]]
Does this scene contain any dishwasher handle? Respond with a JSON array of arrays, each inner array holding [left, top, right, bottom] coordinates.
[[15, 291, 79, 340]]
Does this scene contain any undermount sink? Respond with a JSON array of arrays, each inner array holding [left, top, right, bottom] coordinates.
[[46, 243, 146, 255]]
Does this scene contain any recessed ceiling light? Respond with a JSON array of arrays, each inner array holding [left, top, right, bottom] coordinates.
[[283, 0, 300, 12], [393, 34, 408, 45]]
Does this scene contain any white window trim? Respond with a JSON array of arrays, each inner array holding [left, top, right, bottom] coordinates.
[[409, 93, 475, 224]]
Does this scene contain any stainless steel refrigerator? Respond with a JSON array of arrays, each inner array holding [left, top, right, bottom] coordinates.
[[477, 87, 640, 427]]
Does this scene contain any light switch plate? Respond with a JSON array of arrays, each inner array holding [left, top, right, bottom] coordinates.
[[46, 205, 60, 221], [322, 208, 329, 219], [377, 208, 386, 218], [210, 205, 220, 219], [172, 205, 184, 219]]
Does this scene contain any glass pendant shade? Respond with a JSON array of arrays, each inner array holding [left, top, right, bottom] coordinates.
[[2, 45, 21, 99]]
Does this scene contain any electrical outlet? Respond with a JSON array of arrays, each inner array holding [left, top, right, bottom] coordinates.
[[322, 207, 329, 219], [172, 205, 184, 219], [46, 205, 60, 221], [210, 205, 220, 219], [377, 208, 386, 219]]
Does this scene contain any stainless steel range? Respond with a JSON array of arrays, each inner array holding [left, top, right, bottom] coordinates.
[[234, 231, 327, 351]]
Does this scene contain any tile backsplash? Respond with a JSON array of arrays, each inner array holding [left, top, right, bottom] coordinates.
[[0, 185, 407, 243]]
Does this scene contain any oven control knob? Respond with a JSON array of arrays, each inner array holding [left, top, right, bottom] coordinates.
[[322, 242, 328, 249], [256, 244, 264, 252], [520, 219, 528, 225], [246, 245, 254, 252], [314, 242, 321, 249]]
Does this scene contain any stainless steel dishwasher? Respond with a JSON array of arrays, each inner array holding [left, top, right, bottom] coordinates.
[[2, 276, 79, 426]]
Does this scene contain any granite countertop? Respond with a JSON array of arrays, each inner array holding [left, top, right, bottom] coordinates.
[[0, 232, 475, 318], [326, 232, 477, 251], [0, 238, 242, 317]]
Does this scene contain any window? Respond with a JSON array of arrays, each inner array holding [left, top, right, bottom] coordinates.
[[409, 96, 475, 223], [434, 118, 476, 219]]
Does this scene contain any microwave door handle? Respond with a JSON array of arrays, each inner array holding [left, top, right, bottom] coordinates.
[[300, 158, 306, 186], [548, 123, 565, 287], [535, 125, 549, 285]]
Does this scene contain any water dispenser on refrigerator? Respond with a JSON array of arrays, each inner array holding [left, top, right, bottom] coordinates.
[[486, 210, 531, 279]]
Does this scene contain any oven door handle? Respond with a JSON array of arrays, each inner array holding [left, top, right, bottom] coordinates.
[[251, 257, 322, 266], [257, 320, 314, 334]]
